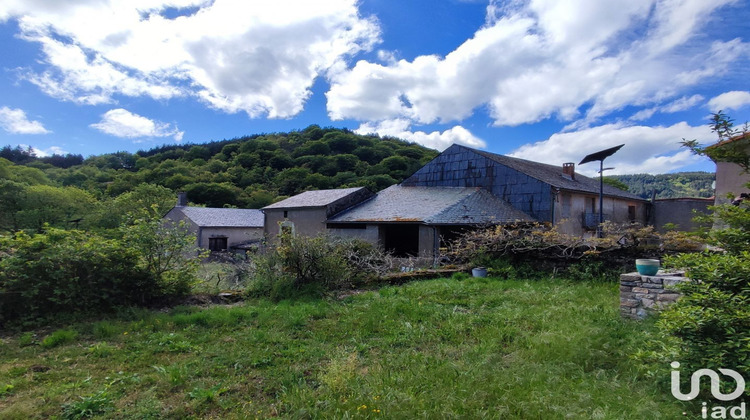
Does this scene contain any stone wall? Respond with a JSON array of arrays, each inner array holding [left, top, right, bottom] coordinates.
[[620, 272, 690, 319]]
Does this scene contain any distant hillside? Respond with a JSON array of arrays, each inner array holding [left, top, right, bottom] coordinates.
[[1, 125, 439, 209], [605, 172, 715, 199]]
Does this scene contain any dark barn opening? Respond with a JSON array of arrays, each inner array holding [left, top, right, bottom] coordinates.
[[382, 224, 419, 257], [208, 237, 228, 252]]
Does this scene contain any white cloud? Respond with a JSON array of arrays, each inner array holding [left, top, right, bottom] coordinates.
[[25, 145, 68, 157], [2, 0, 380, 118], [90, 108, 183, 141], [707, 91, 750, 112], [509, 122, 713, 175], [327, 0, 747, 131], [0, 106, 51, 134], [629, 94, 704, 121], [355, 119, 485, 151]]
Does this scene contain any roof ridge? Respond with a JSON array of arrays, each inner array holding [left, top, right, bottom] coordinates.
[[452, 144, 646, 201]]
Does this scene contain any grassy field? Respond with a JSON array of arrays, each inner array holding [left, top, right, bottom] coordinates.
[[0, 276, 687, 419]]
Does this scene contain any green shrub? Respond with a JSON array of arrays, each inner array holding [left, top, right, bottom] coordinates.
[[653, 111, 750, 385], [0, 221, 201, 325], [248, 234, 389, 300], [0, 229, 152, 324], [41, 329, 78, 349], [659, 227, 750, 376]]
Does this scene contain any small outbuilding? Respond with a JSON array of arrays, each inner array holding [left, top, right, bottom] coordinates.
[[262, 187, 375, 242], [164, 193, 264, 252]]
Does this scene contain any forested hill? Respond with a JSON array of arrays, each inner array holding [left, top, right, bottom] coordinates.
[[0, 126, 441, 231], [605, 172, 715, 199]]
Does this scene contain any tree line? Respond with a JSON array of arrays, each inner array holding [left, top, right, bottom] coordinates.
[[0, 125, 438, 233], [604, 172, 715, 199]]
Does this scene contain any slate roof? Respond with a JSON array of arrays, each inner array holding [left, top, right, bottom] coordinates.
[[466, 146, 646, 201], [328, 185, 533, 225], [177, 207, 264, 228], [263, 187, 368, 209]]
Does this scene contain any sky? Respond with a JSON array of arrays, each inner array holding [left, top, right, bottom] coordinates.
[[0, 0, 749, 176]]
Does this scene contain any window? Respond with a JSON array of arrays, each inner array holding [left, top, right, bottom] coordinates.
[[628, 205, 636, 222], [208, 237, 227, 252], [283, 210, 288, 218], [561, 193, 571, 218]]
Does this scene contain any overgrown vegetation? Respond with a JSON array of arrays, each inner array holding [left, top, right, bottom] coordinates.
[[0, 215, 203, 327], [0, 126, 438, 233], [247, 233, 391, 300], [0, 277, 686, 418], [643, 112, 750, 388], [448, 221, 703, 279]]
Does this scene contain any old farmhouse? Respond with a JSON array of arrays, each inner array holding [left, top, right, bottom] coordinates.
[[164, 193, 264, 252], [264, 144, 650, 258]]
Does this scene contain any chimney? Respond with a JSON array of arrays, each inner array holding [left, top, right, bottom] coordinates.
[[562, 162, 575, 180], [177, 192, 188, 207]]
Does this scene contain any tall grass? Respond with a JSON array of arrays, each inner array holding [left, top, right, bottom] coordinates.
[[0, 277, 687, 418]]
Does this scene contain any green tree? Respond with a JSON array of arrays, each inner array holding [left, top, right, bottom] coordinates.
[[16, 185, 97, 231], [184, 182, 239, 207], [0, 180, 25, 231], [682, 110, 749, 170], [120, 215, 203, 297], [602, 176, 629, 191], [656, 112, 750, 381]]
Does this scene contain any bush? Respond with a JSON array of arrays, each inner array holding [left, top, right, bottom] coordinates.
[[650, 111, 750, 389], [247, 234, 390, 300], [120, 216, 203, 297], [658, 203, 750, 377], [0, 228, 152, 324], [0, 221, 202, 325]]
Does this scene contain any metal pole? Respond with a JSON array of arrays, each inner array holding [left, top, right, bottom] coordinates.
[[598, 160, 604, 238]]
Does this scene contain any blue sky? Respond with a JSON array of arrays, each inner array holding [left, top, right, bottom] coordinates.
[[0, 0, 748, 176]]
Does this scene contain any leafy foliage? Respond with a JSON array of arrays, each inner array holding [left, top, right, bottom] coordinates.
[[645, 112, 750, 389], [682, 110, 749, 171], [658, 202, 750, 378], [605, 172, 715, 199], [0, 228, 151, 324], [1, 126, 438, 218], [247, 233, 390, 300], [0, 221, 202, 325]]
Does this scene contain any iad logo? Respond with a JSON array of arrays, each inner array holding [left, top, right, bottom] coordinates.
[[670, 361, 745, 401], [671, 361, 747, 419]]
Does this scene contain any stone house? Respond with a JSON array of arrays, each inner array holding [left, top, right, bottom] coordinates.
[[164, 193, 264, 252], [400, 144, 650, 237], [708, 132, 750, 206], [262, 187, 374, 242], [271, 144, 649, 259]]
